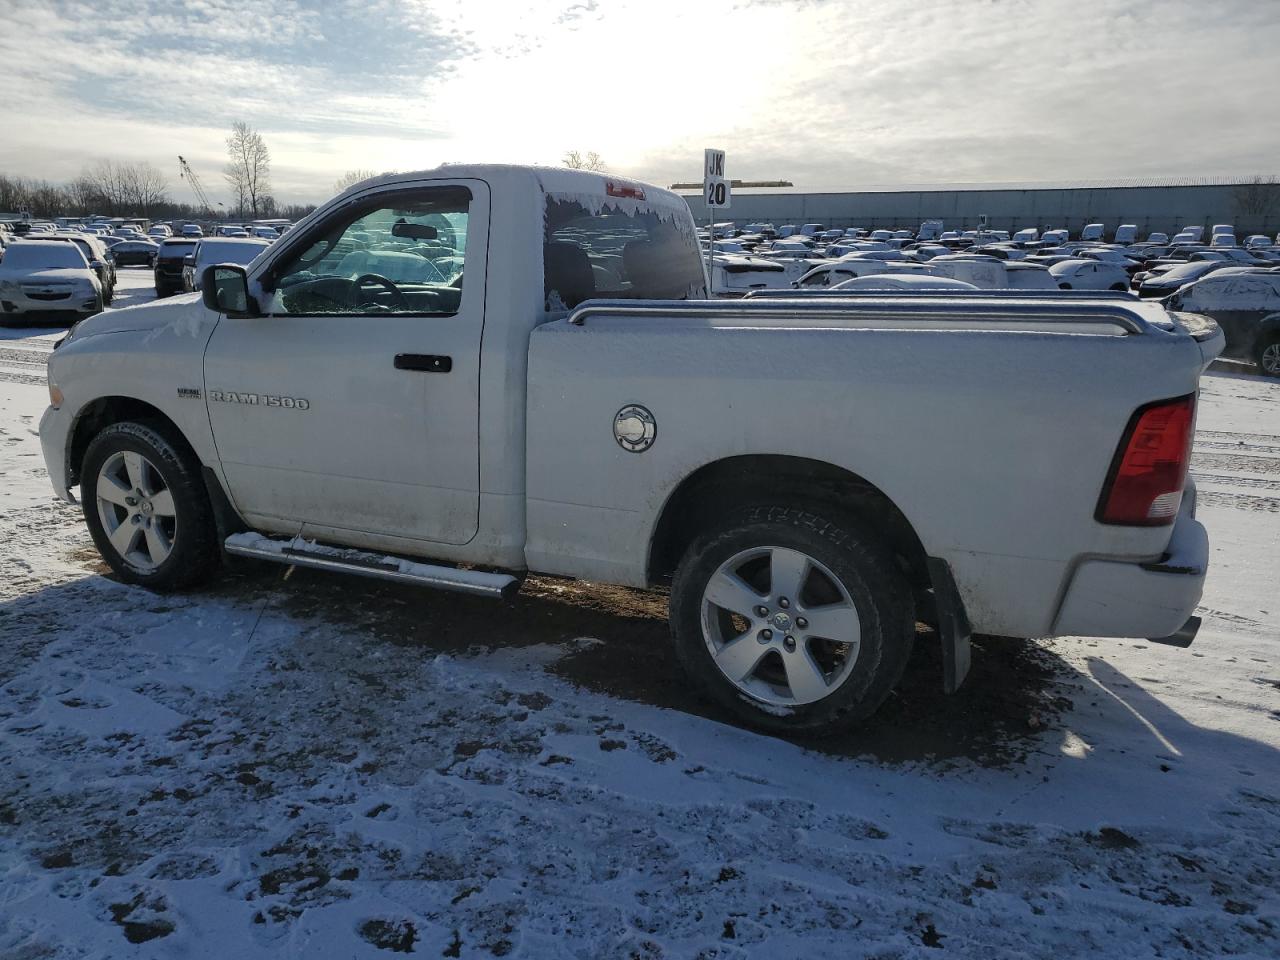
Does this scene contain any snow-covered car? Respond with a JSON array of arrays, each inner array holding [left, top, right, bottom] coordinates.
[[925, 255, 1009, 289], [1113, 225, 1138, 245], [710, 255, 790, 296], [1137, 260, 1238, 298], [0, 239, 102, 324], [111, 239, 160, 267], [180, 224, 204, 238], [1074, 248, 1144, 276], [916, 219, 944, 241], [153, 238, 198, 297], [40, 233, 116, 302], [250, 226, 279, 240], [1048, 259, 1130, 291], [794, 260, 925, 289], [181, 237, 271, 291], [1147, 232, 1170, 245], [1166, 272, 1280, 375], [39, 164, 1223, 736], [830, 274, 977, 291], [1002, 262, 1058, 290], [148, 225, 173, 239]]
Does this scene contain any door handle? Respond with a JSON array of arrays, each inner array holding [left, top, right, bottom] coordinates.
[[394, 354, 452, 373]]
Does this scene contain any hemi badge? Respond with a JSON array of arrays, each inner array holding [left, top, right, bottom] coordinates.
[[178, 387, 201, 399]]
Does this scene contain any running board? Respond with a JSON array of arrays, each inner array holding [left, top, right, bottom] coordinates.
[[223, 533, 521, 600]]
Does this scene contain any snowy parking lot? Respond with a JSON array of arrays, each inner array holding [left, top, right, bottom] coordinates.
[[1, 270, 1278, 958]]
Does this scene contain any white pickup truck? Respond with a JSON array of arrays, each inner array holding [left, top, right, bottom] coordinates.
[[39, 165, 1223, 735]]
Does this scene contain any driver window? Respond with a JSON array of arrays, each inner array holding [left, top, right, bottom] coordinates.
[[269, 185, 470, 316]]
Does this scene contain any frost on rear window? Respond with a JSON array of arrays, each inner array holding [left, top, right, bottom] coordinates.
[[542, 192, 705, 314]]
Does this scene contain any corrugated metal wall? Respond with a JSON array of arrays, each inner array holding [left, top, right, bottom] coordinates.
[[680, 183, 1279, 237]]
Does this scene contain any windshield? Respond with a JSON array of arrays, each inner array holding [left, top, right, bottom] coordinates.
[[2, 241, 88, 269]]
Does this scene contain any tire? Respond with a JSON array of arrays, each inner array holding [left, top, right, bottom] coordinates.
[[81, 420, 220, 590], [1257, 334, 1280, 378], [1058, 283, 1072, 290], [670, 504, 915, 736]]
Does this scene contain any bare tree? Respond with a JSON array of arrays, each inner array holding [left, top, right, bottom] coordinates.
[[127, 162, 169, 215], [66, 175, 102, 213], [87, 160, 130, 213], [224, 121, 271, 218], [334, 169, 379, 194], [1232, 176, 1280, 219], [562, 150, 607, 172]]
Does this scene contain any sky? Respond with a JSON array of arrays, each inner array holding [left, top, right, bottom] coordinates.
[[1, 0, 1278, 207]]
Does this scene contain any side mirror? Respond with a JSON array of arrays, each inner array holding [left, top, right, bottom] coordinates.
[[183, 255, 196, 267], [202, 264, 260, 316]]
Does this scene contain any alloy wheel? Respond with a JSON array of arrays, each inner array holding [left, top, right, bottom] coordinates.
[[699, 545, 862, 706], [95, 451, 177, 572]]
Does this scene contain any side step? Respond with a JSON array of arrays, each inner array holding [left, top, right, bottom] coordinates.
[[224, 533, 521, 600]]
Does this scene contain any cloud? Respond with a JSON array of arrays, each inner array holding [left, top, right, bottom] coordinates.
[[1, 0, 1277, 205]]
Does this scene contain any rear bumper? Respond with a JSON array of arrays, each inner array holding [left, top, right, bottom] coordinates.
[[1052, 484, 1207, 640]]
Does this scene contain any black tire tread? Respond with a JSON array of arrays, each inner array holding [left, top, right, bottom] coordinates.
[[670, 503, 915, 737], [81, 419, 220, 590]]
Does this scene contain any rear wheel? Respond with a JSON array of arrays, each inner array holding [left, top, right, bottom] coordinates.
[[81, 421, 220, 589], [1257, 335, 1280, 378], [670, 505, 914, 736]]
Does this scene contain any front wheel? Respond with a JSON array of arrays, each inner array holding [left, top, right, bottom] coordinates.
[[81, 421, 220, 589], [1258, 335, 1280, 378], [670, 505, 915, 736]]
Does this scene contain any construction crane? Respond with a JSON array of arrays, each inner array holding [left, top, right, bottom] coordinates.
[[177, 155, 213, 216]]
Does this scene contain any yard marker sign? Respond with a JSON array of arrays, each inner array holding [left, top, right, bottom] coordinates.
[[703, 148, 729, 292], [704, 149, 730, 209]]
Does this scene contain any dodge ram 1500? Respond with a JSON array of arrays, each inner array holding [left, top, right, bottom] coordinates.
[[40, 165, 1222, 734]]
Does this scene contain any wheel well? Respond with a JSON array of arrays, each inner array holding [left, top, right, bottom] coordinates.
[[67, 397, 195, 488], [647, 455, 931, 594]]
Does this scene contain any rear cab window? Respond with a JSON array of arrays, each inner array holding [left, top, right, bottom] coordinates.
[[543, 183, 705, 314]]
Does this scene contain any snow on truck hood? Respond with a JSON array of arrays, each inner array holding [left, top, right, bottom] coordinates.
[[65, 291, 206, 342]]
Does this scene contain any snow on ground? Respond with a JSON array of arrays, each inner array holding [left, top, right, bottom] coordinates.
[[0, 275, 1277, 958]]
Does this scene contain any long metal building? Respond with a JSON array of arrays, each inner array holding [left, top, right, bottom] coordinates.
[[679, 176, 1280, 238]]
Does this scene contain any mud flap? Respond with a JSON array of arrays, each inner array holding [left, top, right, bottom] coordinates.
[[926, 557, 972, 694]]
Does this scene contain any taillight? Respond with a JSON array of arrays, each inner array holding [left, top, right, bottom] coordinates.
[[1097, 394, 1195, 526]]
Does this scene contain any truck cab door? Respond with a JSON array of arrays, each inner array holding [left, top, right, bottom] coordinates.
[[203, 179, 488, 547]]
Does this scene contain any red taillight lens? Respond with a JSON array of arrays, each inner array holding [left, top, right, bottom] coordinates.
[[1097, 395, 1195, 525]]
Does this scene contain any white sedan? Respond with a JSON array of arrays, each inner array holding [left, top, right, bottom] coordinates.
[[1048, 258, 1131, 291], [0, 240, 102, 325]]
